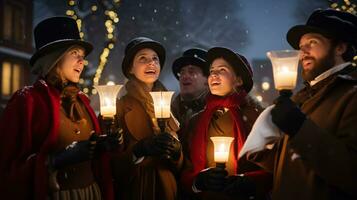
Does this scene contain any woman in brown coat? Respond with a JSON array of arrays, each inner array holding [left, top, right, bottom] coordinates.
[[180, 47, 271, 200], [110, 37, 182, 200]]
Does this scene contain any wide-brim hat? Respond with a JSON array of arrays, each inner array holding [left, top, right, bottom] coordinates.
[[122, 37, 165, 78], [287, 9, 357, 49], [30, 16, 93, 66], [207, 47, 253, 93], [172, 48, 208, 79]]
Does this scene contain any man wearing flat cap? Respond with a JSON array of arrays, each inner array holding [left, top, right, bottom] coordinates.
[[248, 9, 357, 200], [171, 48, 209, 127]]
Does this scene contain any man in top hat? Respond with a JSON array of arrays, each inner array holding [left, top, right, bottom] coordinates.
[[248, 9, 357, 200], [171, 48, 209, 127]]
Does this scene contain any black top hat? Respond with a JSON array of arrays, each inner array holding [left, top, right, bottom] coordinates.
[[287, 9, 357, 49], [172, 48, 208, 80], [30, 16, 93, 66], [122, 37, 165, 78], [207, 47, 253, 93]]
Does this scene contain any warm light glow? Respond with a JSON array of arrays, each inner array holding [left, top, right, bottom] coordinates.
[[68, 0, 75, 6], [210, 136, 234, 163], [261, 81, 270, 90], [12, 64, 20, 92], [94, 85, 123, 118], [267, 50, 300, 90], [106, 81, 115, 85], [149, 91, 174, 118], [256, 95, 263, 102], [2, 62, 11, 96]]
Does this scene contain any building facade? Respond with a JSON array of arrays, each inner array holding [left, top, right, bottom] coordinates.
[[0, 0, 33, 114]]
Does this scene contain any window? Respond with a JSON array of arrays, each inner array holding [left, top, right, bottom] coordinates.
[[1, 61, 23, 97], [3, 1, 26, 45]]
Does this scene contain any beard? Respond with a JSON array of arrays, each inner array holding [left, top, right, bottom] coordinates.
[[302, 47, 336, 82]]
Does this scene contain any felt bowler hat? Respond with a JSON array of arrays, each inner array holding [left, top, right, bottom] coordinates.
[[207, 47, 253, 93], [172, 48, 208, 80], [287, 9, 357, 49], [122, 37, 165, 78], [30, 16, 93, 66]]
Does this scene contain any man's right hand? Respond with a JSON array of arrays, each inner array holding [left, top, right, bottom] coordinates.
[[194, 167, 228, 191]]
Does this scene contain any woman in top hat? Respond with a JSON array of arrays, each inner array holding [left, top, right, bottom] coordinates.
[[0, 17, 117, 200], [180, 47, 271, 200], [108, 37, 182, 200]]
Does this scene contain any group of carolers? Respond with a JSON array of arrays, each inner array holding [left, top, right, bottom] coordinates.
[[1, 7, 357, 200]]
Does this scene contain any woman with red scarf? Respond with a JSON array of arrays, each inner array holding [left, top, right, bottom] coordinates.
[[0, 17, 116, 200], [180, 47, 272, 200]]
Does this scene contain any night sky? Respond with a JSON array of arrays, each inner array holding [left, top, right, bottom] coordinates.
[[33, 0, 330, 96]]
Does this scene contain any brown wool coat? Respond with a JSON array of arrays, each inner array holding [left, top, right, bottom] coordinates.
[[110, 93, 182, 200], [249, 66, 357, 200]]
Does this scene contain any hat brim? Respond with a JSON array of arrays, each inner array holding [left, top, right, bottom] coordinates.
[[207, 47, 253, 93], [172, 56, 207, 79], [287, 25, 334, 49], [30, 39, 93, 66], [122, 41, 165, 78]]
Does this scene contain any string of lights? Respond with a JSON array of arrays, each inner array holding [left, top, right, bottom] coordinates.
[[330, 0, 357, 65], [330, 0, 356, 14], [66, 0, 120, 95]]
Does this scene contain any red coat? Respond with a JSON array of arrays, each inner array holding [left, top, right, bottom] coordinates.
[[0, 79, 114, 200]]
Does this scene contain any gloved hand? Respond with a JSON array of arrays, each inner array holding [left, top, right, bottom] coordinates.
[[224, 175, 256, 197], [50, 137, 96, 169], [93, 128, 123, 153], [271, 95, 306, 136], [132, 135, 167, 158], [194, 167, 228, 191], [155, 133, 182, 161]]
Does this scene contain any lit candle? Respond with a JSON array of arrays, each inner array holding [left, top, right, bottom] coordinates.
[[210, 136, 234, 163], [274, 66, 298, 90], [94, 84, 123, 119], [150, 91, 174, 119], [267, 50, 300, 91]]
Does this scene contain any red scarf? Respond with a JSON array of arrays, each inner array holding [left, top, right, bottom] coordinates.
[[181, 91, 248, 191]]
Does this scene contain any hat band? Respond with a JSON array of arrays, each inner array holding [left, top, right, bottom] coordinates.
[[37, 38, 84, 50]]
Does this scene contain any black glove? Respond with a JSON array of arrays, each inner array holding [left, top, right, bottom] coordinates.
[[271, 96, 306, 136], [224, 175, 256, 197], [194, 167, 228, 191], [50, 138, 96, 169], [132, 135, 166, 158], [93, 129, 123, 153], [155, 133, 182, 161]]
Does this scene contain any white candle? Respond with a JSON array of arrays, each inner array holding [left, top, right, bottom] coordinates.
[[101, 105, 116, 118], [214, 143, 230, 163], [210, 136, 234, 163], [150, 91, 174, 119], [274, 67, 297, 90]]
